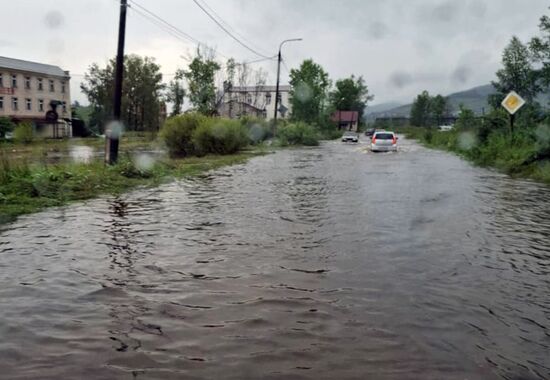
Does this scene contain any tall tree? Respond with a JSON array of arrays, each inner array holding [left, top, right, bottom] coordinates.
[[329, 75, 374, 122], [81, 54, 165, 132], [166, 71, 185, 117], [289, 59, 330, 124], [410, 90, 432, 126], [183, 48, 221, 115], [530, 12, 550, 88], [431, 94, 447, 125], [491, 36, 539, 107]]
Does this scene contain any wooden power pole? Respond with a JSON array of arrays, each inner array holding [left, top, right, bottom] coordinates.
[[106, 0, 127, 165]]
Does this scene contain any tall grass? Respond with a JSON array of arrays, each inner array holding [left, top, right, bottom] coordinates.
[[398, 125, 550, 183], [276, 122, 320, 146]]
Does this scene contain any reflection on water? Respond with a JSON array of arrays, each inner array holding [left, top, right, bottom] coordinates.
[[0, 138, 549, 379], [69, 145, 95, 164]]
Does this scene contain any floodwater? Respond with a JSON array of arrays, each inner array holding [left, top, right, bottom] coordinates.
[[1, 137, 549, 380]]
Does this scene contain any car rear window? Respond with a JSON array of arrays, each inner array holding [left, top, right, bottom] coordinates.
[[375, 133, 394, 140]]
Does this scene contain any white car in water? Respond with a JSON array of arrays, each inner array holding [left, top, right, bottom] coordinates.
[[341, 131, 359, 143], [371, 131, 398, 152]]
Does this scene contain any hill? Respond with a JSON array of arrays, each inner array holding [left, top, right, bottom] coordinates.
[[366, 84, 497, 120]]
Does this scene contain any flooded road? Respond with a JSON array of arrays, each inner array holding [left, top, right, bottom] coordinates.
[[1, 137, 549, 379]]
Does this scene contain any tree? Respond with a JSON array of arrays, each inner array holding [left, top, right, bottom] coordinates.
[[530, 12, 550, 88], [183, 48, 221, 115], [0, 117, 15, 138], [431, 94, 447, 125], [289, 59, 330, 124], [329, 75, 374, 122], [455, 104, 478, 130], [81, 54, 165, 132], [410, 90, 432, 126], [166, 73, 185, 117], [492, 36, 539, 106]]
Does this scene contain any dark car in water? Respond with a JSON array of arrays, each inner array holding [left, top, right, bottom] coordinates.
[[365, 128, 376, 137]]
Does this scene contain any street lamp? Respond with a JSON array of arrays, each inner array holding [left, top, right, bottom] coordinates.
[[273, 38, 302, 128]]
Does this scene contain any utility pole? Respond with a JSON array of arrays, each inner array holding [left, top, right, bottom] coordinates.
[[273, 50, 282, 128], [106, 0, 127, 165], [273, 38, 302, 135]]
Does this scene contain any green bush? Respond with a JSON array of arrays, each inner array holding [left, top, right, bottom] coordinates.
[[192, 119, 249, 155], [0, 117, 15, 139], [240, 116, 272, 143], [13, 122, 34, 144], [276, 122, 320, 146], [159, 113, 206, 157]]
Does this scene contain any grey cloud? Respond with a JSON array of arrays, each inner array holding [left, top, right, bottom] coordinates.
[[44, 11, 64, 29], [432, 1, 459, 23], [451, 65, 472, 84], [369, 21, 389, 40], [469, 1, 487, 19], [389, 71, 413, 89]]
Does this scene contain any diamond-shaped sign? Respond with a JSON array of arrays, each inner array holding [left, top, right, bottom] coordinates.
[[501, 91, 526, 115]]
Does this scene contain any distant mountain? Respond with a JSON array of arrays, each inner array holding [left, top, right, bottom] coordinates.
[[367, 84, 497, 120], [365, 102, 403, 114]]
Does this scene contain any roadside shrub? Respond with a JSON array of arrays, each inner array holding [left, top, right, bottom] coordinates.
[[13, 122, 34, 144], [159, 113, 206, 157], [0, 117, 15, 139], [240, 116, 272, 143], [276, 122, 319, 146], [192, 119, 249, 155]]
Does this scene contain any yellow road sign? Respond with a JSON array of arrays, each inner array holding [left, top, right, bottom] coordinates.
[[501, 91, 526, 115]]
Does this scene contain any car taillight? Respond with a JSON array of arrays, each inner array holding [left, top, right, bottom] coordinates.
[[372, 137, 376, 144], [392, 136, 397, 144]]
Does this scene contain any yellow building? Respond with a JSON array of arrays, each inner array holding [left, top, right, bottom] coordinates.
[[0, 56, 72, 138]]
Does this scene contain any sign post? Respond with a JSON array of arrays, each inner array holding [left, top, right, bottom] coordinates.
[[501, 91, 526, 135]]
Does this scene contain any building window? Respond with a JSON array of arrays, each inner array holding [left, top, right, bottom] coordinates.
[[0, 74, 3, 87], [49, 80, 55, 92], [62, 101, 67, 113], [61, 81, 66, 93], [25, 76, 31, 89], [265, 93, 272, 105], [0, 96, 3, 110], [38, 99, 44, 112], [277, 93, 282, 102], [12, 97, 18, 110], [26, 98, 32, 111], [246, 93, 252, 104], [38, 78, 43, 91], [11, 74, 17, 88]]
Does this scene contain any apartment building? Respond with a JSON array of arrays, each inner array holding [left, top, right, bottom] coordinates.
[[218, 85, 292, 121], [0, 56, 72, 138]]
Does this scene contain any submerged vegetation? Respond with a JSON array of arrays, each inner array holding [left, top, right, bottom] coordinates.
[[0, 149, 265, 224], [397, 121, 550, 184]]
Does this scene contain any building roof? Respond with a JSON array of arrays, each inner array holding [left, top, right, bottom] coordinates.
[[331, 110, 359, 122], [228, 85, 291, 93], [0, 56, 69, 78]]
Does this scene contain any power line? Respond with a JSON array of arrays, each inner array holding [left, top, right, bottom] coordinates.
[[128, 0, 233, 61], [128, 0, 200, 46], [243, 55, 278, 65], [195, 0, 273, 58], [129, 6, 197, 49], [191, 0, 272, 59]]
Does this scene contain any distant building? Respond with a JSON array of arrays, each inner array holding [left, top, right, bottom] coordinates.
[[218, 84, 292, 121], [0, 56, 72, 138], [332, 110, 359, 131]]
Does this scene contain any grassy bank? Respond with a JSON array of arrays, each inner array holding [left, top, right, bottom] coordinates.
[[1, 133, 154, 162], [396, 126, 550, 184], [0, 149, 267, 224]]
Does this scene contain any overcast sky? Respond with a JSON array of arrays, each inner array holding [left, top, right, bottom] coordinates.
[[2, 0, 549, 106]]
